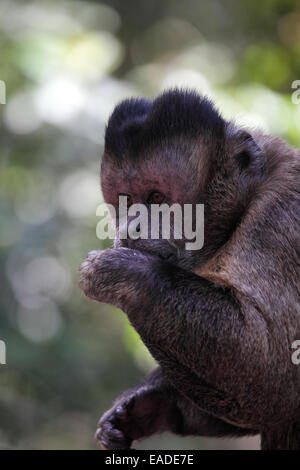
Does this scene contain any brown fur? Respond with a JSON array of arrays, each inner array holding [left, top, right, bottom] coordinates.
[[80, 90, 300, 449]]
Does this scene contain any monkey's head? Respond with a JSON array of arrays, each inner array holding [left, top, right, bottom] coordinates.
[[101, 89, 266, 270]]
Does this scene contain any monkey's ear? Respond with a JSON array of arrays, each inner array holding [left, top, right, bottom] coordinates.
[[233, 131, 265, 178]]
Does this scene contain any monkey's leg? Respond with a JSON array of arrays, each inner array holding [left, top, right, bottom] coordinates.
[[96, 367, 258, 450], [261, 424, 300, 450]]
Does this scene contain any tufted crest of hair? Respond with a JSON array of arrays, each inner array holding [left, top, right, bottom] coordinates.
[[104, 89, 226, 162]]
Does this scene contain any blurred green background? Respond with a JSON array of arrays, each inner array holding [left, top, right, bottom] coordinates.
[[0, 0, 299, 450]]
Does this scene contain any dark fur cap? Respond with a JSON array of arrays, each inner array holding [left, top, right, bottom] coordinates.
[[105, 89, 225, 161]]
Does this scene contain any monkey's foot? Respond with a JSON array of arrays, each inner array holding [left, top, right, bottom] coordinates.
[[96, 396, 135, 450], [96, 389, 166, 450]]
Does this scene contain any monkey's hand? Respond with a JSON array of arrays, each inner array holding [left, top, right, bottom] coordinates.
[[79, 248, 155, 309]]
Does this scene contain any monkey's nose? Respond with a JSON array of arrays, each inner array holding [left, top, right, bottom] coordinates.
[[119, 240, 128, 248], [127, 238, 136, 249]]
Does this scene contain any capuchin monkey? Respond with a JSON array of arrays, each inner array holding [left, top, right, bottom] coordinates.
[[79, 89, 300, 450]]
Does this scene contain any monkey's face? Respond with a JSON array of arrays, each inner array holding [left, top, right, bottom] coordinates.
[[101, 89, 266, 271], [101, 150, 202, 271], [100, 91, 226, 270]]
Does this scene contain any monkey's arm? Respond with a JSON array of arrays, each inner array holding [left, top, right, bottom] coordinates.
[[79, 248, 269, 426], [96, 367, 258, 449]]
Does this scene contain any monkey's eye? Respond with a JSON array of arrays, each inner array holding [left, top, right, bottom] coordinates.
[[119, 194, 132, 207], [147, 191, 165, 205]]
